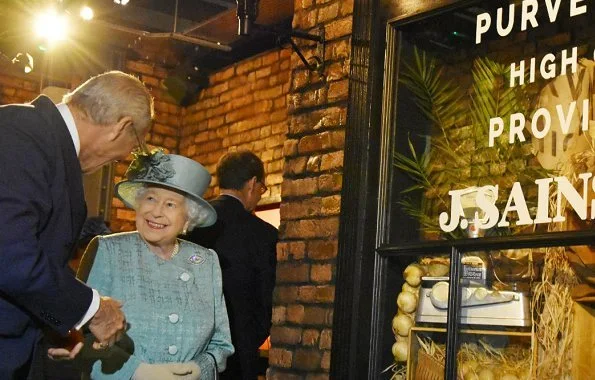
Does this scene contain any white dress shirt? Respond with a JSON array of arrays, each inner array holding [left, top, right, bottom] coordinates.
[[57, 103, 100, 330]]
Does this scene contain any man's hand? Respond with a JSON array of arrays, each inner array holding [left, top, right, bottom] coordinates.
[[88, 296, 126, 349], [132, 362, 199, 380]]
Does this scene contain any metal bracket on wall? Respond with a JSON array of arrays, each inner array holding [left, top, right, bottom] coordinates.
[[257, 25, 326, 76]]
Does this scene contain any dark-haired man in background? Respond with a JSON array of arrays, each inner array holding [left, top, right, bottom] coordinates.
[[187, 151, 278, 380]]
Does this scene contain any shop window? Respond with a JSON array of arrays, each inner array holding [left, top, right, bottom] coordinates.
[[375, 1, 595, 379]]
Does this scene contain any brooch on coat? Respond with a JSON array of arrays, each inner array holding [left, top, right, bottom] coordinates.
[[188, 254, 205, 265]]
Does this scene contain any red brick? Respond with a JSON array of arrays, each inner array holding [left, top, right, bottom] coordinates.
[[282, 177, 318, 197], [325, 17, 353, 40], [281, 198, 322, 220], [277, 241, 306, 261], [270, 109, 287, 123], [194, 131, 209, 143], [307, 240, 338, 260], [267, 159, 284, 174], [277, 263, 310, 283], [163, 136, 177, 150], [292, 69, 310, 91], [262, 51, 280, 65], [327, 79, 349, 102], [272, 121, 288, 135], [284, 218, 339, 239], [116, 209, 135, 221], [255, 66, 272, 79], [298, 0, 313, 9], [311, 264, 333, 283], [224, 105, 255, 123], [270, 326, 302, 345], [298, 132, 332, 154], [321, 350, 331, 371], [302, 329, 320, 347], [152, 123, 178, 136], [287, 304, 305, 323], [318, 173, 342, 192], [263, 135, 285, 149], [260, 126, 272, 139], [319, 329, 332, 350], [321, 195, 341, 215], [254, 85, 283, 101], [207, 116, 225, 129], [236, 59, 255, 75], [126, 61, 154, 75], [303, 306, 333, 325], [294, 349, 321, 371], [318, 2, 339, 23], [212, 66, 235, 83], [340, 0, 354, 16], [320, 151, 344, 171], [268, 348, 293, 368], [141, 74, 159, 87], [298, 285, 335, 303], [274, 286, 299, 304], [272, 306, 286, 324]]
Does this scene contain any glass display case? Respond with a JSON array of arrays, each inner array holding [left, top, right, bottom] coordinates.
[[331, 0, 595, 379]]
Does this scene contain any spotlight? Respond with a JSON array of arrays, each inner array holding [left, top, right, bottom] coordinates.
[[80, 6, 94, 21], [34, 9, 68, 44], [11, 53, 34, 74], [114, 0, 130, 5]]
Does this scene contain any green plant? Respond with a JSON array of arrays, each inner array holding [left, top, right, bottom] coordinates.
[[394, 47, 548, 238]]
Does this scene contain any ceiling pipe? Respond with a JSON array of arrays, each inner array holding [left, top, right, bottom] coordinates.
[[92, 19, 232, 52]]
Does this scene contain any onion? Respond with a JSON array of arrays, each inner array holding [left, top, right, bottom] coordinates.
[[392, 341, 408, 362], [392, 313, 413, 336], [402, 282, 419, 295], [403, 264, 424, 287], [397, 291, 417, 313], [428, 263, 449, 277], [473, 287, 488, 300], [500, 375, 519, 380], [460, 361, 478, 378], [477, 368, 495, 380]]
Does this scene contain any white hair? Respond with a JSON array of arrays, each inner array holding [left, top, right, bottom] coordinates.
[[134, 185, 211, 232], [63, 71, 154, 133]]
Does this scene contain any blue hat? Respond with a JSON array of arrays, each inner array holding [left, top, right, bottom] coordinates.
[[115, 150, 217, 227]]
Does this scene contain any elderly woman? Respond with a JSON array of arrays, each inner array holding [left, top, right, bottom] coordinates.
[[77, 151, 233, 380]]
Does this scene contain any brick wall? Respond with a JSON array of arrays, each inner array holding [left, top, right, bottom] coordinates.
[[178, 48, 291, 204], [0, 73, 39, 104], [267, 0, 353, 378]]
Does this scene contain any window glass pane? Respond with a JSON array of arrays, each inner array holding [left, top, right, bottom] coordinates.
[[388, 0, 595, 244]]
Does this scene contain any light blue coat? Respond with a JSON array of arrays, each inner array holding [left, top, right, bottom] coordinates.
[[86, 232, 234, 379]]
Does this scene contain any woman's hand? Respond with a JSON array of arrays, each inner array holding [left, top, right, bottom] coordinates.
[[132, 362, 200, 380], [47, 341, 84, 361], [175, 362, 201, 380], [46, 329, 85, 360]]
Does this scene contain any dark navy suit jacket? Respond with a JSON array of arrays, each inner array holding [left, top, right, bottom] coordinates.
[[0, 96, 92, 379], [187, 195, 277, 380]]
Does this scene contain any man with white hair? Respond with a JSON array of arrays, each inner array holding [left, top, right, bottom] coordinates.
[[0, 71, 154, 379]]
